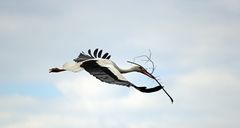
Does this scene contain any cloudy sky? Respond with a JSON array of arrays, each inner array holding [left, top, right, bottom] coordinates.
[[1, 0, 240, 127]]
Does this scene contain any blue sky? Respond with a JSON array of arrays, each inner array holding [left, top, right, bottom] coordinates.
[[1, 0, 240, 127]]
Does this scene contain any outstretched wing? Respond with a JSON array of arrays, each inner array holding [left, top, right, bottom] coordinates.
[[81, 59, 163, 93], [73, 52, 93, 62], [74, 48, 111, 62], [81, 60, 132, 87]]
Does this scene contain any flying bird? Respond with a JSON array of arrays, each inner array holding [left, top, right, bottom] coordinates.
[[49, 48, 173, 102]]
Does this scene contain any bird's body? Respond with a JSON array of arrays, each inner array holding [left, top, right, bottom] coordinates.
[[62, 61, 82, 72], [62, 58, 136, 81], [49, 48, 174, 103], [50, 48, 157, 92], [61, 58, 147, 90]]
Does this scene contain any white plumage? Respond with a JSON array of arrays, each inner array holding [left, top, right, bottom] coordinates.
[[63, 61, 82, 72], [96, 59, 127, 81]]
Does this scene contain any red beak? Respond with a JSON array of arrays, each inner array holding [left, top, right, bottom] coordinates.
[[141, 69, 155, 79]]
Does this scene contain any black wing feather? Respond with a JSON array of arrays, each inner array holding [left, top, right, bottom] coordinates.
[[93, 49, 98, 58], [98, 50, 102, 58], [74, 49, 112, 63], [81, 60, 163, 93], [81, 60, 131, 87], [88, 49, 94, 57], [102, 53, 109, 59], [106, 55, 111, 59], [74, 52, 92, 62]]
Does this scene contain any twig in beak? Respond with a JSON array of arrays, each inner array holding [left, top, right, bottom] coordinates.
[[132, 49, 155, 74], [127, 60, 174, 103]]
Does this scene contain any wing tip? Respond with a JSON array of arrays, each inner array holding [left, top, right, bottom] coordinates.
[[87, 48, 111, 59]]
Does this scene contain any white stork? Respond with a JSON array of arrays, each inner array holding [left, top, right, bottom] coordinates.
[[49, 49, 173, 102]]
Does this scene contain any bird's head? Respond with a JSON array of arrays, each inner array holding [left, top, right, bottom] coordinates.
[[127, 61, 155, 79], [49, 67, 66, 73]]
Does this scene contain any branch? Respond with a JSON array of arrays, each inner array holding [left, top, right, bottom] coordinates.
[[132, 49, 156, 74], [128, 50, 174, 103]]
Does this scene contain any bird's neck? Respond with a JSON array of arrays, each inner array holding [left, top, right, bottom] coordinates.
[[118, 66, 136, 74]]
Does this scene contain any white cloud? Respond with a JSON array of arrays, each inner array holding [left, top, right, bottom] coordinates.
[[55, 74, 168, 110], [1, 68, 240, 128]]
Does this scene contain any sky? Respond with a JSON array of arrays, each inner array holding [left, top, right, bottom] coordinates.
[[0, 0, 240, 127]]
